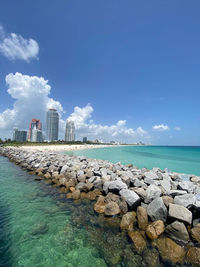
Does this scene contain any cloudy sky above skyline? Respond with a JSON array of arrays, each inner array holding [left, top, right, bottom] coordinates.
[[0, 1, 199, 145]]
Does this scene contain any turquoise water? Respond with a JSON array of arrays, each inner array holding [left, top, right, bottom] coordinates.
[[0, 156, 144, 267], [67, 146, 200, 176]]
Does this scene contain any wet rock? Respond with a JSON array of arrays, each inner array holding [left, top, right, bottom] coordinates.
[[123, 246, 142, 267], [147, 197, 167, 222], [44, 172, 51, 179], [146, 220, 165, 240], [186, 247, 200, 266], [118, 199, 128, 214], [66, 192, 72, 199], [31, 222, 49, 235], [168, 203, 192, 224], [143, 248, 160, 267], [137, 206, 148, 230], [145, 184, 161, 203], [162, 195, 173, 207], [104, 202, 121, 216], [94, 196, 106, 213], [165, 220, 190, 243], [128, 231, 146, 253], [119, 189, 140, 208], [190, 224, 200, 242], [154, 237, 185, 264], [174, 193, 196, 207], [72, 189, 80, 200], [120, 212, 136, 231], [76, 182, 88, 192]]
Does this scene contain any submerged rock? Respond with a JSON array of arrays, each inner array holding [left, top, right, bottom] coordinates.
[[128, 231, 146, 253], [190, 224, 200, 243], [31, 222, 49, 236], [186, 247, 200, 266], [94, 196, 106, 214], [153, 237, 185, 264], [104, 202, 120, 216]]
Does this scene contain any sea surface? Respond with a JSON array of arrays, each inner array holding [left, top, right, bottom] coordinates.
[[67, 145, 200, 176], [0, 156, 144, 267]]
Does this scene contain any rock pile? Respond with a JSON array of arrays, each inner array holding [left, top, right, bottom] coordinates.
[[1, 146, 200, 266]]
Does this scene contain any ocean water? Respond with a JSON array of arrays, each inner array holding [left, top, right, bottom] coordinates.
[[67, 146, 200, 176], [0, 156, 145, 267]]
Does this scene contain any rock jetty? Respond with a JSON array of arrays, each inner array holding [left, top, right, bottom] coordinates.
[[1, 146, 200, 266]]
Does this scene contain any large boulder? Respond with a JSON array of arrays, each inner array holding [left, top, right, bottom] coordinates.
[[108, 180, 128, 194], [174, 193, 196, 207], [119, 189, 140, 208], [168, 203, 192, 224], [186, 247, 200, 266], [144, 171, 159, 180], [120, 212, 136, 231], [190, 224, 200, 242], [178, 181, 195, 193], [94, 196, 106, 214], [146, 220, 165, 240], [128, 231, 146, 253], [153, 237, 185, 264], [165, 221, 190, 243], [104, 202, 121, 216], [137, 206, 148, 230], [147, 197, 167, 222], [145, 184, 161, 203], [162, 195, 173, 207]]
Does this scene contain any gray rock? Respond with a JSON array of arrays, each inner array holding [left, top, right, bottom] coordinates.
[[133, 187, 146, 200], [160, 179, 171, 194], [147, 197, 167, 222], [119, 189, 140, 208], [174, 193, 197, 207], [144, 177, 156, 185], [103, 181, 111, 194], [88, 176, 97, 183], [60, 164, 68, 174], [168, 203, 192, 224], [76, 182, 88, 192], [144, 171, 159, 180], [165, 221, 190, 243], [169, 190, 187, 197], [178, 181, 195, 193], [77, 170, 84, 177], [93, 177, 102, 189], [145, 184, 161, 203], [108, 179, 128, 193], [133, 178, 146, 188]]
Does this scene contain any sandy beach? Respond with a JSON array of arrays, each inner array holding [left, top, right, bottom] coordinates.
[[8, 144, 115, 152]]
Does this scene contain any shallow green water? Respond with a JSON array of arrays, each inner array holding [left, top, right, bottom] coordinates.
[[67, 146, 200, 176], [0, 156, 148, 267], [0, 156, 109, 267]]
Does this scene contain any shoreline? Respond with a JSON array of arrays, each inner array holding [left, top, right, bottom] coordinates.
[[0, 146, 200, 266]]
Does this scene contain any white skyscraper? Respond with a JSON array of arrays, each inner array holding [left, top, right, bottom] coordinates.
[[65, 121, 75, 142], [46, 109, 59, 141]]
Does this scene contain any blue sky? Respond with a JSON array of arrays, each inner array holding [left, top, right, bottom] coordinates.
[[0, 0, 199, 145]]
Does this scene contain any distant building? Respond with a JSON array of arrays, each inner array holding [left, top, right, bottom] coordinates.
[[28, 119, 42, 141], [46, 109, 59, 141], [31, 125, 43, 142], [65, 121, 75, 141], [83, 137, 87, 143], [13, 128, 27, 142]]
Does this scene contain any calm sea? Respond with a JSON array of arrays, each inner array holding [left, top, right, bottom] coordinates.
[[67, 145, 200, 176]]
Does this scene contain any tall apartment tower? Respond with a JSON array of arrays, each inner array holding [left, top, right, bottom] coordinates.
[[65, 121, 75, 142], [46, 109, 59, 141], [28, 119, 42, 141]]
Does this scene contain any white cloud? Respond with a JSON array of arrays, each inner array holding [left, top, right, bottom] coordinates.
[[66, 104, 148, 142], [152, 124, 169, 131], [0, 72, 148, 142], [0, 25, 39, 62], [174, 126, 181, 131], [0, 72, 63, 138]]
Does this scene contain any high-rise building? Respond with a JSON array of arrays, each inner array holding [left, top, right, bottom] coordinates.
[[31, 125, 43, 142], [65, 121, 75, 142], [83, 137, 87, 143], [13, 128, 27, 142], [28, 119, 42, 141], [46, 109, 59, 141]]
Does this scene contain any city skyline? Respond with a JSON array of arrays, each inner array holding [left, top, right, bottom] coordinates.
[[0, 1, 200, 145]]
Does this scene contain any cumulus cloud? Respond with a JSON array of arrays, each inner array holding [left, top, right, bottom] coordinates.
[[152, 124, 169, 131], [0, 72, 148, 142], [174, 126, 181, 131], [66, 104, 148, 142], [0, 25, 39, 62], [0, 72, 63, 138]]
